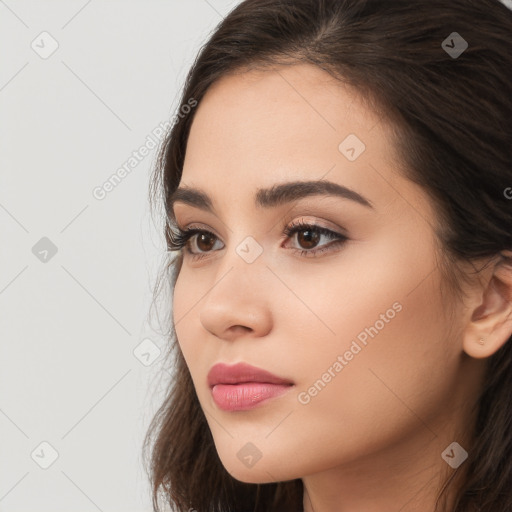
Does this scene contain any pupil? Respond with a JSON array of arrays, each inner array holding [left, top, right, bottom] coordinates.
[[198, 234, 214, 251], [298, 229, 319, 249]]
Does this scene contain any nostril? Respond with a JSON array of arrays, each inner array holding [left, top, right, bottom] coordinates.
[[229, 325, 252, 335]]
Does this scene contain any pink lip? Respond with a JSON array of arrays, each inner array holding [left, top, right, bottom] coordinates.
[[207, 362, 294, 411]]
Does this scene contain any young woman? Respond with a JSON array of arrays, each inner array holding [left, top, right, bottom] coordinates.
[[143, 1, 512, 510]]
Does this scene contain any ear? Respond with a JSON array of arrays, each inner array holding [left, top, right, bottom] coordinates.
[[463, 251, 512, 359]]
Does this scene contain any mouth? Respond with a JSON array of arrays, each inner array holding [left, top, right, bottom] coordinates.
[[210, 382, 294, 411], [207, 362, 295, 412]]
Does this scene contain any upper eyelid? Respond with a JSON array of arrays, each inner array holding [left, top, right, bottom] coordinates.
[[174, 214, 346, 233], [172, 221, 349, 259], [177, 221, 345, 243]]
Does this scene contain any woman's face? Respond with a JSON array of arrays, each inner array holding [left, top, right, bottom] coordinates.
[[171, 63, 483, 485]]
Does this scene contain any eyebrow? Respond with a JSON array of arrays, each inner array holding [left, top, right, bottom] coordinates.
[[169, 179, 374, 215]]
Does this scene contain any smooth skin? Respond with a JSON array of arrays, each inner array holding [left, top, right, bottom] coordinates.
[[171, 63, 512, 512]]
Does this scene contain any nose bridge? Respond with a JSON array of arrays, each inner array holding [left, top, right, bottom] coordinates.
[[233, 232, 266, 267], [199, 235, 271, 337], [214, 233, 268, 298]]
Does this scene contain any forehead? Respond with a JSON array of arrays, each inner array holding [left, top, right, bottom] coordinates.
[[180, 63, 434, 224], [186, 63, 383, 163]]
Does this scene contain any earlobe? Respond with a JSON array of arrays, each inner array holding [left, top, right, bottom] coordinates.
[[462, 251, 512, 359], [463, 335, 504, 359]]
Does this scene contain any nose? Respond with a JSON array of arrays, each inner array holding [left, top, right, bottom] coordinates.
[[199, 249, 273, 341]]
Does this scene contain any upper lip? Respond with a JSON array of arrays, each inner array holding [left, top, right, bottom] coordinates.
[[207, 362, 294, 388]]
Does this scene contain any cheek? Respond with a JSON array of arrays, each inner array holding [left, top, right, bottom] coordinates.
[[172, 271, 199, 367], [256, 253, 456, 468], [167, 241, 459, 483], [291, 248, 454, 404]]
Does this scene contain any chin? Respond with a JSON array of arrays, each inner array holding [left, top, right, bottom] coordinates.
[[230, 469, 281, 485], [219, 451, 298, 485]]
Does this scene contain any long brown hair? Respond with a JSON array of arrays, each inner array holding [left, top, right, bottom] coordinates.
[[143, 1, 512, 510]]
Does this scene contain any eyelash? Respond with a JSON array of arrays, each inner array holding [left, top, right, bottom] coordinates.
[[169, 219, 348, 261]]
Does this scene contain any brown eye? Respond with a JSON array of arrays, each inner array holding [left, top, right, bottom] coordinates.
[[196, 233, 216, 252], [283, 221, 348, 258], [168, 227, 224, 258], [169, 221, 348, 261], [296, 228, 320, 249]]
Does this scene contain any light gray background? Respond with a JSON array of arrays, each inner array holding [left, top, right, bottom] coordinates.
[[0, 1, 241, 511], [1, 1, 511, 511]]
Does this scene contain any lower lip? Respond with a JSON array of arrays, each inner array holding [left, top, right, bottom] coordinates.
[[211, 382, 293, 411]]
